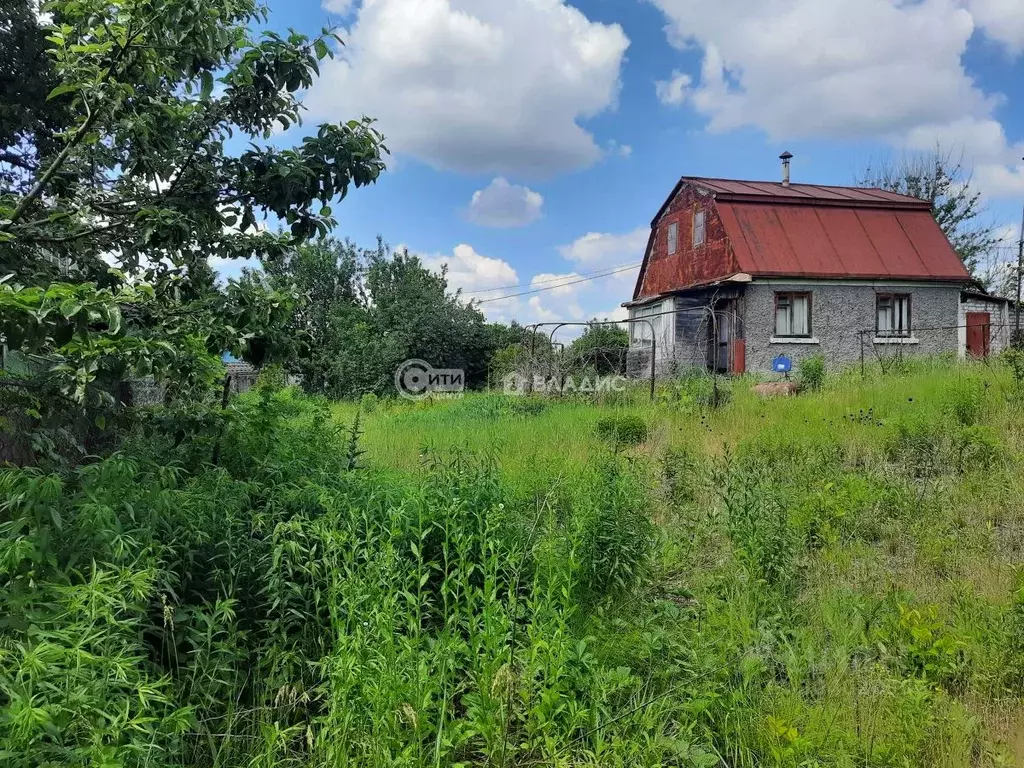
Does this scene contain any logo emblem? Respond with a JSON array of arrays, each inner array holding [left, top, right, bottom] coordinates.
[[394, 360, 465, 400]]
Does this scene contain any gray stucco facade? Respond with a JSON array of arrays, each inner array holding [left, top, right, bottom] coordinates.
[[742, 280, 961, 373], [627, 279, 966, 376]]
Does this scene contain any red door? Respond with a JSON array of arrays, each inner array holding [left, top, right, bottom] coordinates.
[[966, 312, 991, 358]]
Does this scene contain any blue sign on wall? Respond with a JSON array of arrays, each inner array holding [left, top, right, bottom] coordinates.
[[772, 355, 793, 373]]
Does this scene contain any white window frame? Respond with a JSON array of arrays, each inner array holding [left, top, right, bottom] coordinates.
[[630, 301, 673, 350], [876, 293, 911, 338], [667, 222, 678, 255], [692, 210, 706, 247], [774, 292, 812, 338]]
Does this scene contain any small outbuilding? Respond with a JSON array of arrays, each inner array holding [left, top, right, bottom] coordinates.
[[959, 290, 1013, 358]]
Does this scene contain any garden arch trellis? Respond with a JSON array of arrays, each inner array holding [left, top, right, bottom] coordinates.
[[515, 305, 729, 401]]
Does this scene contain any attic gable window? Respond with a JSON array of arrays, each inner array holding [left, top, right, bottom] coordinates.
[[876, 293, 911, 337], [692, 210, 705, 247], [667, 222, 678, 255], [774, 292, 811, 337]]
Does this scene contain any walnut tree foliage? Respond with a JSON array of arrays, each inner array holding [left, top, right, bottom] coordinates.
[[857, 148, 1001, 279], [0, 0, 386, 453]]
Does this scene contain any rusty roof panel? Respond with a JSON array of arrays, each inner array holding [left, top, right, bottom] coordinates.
[[822, 209, 889, 276], [733, 206, 798, 274], [894, 210, 973, 278], [854, 208, 928, 277], [718, 203, 970, 282], [685, 177, 930, 207], [778, 207, 847, 274]]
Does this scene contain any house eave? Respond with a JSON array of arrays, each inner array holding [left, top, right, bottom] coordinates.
[[623, 272, 751, 308]]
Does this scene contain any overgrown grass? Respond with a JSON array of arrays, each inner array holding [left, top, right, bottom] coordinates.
[[4, 357, 1024, 766]]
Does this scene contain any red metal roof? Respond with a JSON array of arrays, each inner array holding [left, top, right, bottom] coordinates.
[[684, 177, 931, 208], [634, 177, 972, 298], [718, 201, 970, 282]]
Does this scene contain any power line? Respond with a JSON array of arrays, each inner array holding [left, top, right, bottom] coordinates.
[[464, 261, 642, 296], [472, 263, 641, 305]]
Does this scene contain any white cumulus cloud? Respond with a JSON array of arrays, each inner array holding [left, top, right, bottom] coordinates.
[[304, 0, 629, 177], [530, 272, 582, 298], [655, 70, 692, 106], [559, 227, 650, 277], [419, 243, 518, 296], [966, 0, 1024, 54], [649, 0, 988, 139], [605, 139, 633, 158], [466, 177, 544, 228], [526, 296, 563, 324], [648, 0, 1024, 198], [321, 0, 355, 14], [903, 117, 1024, 198]]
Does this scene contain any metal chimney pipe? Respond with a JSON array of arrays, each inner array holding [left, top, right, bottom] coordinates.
[[780, 151, 793, 187]]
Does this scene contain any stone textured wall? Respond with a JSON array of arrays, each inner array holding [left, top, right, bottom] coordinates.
[[636, 183, 738, 300], [743, 282, 961, 373]]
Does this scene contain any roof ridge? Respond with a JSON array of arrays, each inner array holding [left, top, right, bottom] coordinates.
[[681, 176, 930, 208], [684, 174, 899, 192]]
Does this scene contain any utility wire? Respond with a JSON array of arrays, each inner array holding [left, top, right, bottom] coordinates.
[[464, 261, 642, 296], [472, 263, 641, 305]]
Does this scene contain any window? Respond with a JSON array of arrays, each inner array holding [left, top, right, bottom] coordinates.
[[667, 223, 678, 255], [630, 302, 669, 347], [774, 292, 811, 337], [693, 210, 706, 247], [876, 293, 911, 337]]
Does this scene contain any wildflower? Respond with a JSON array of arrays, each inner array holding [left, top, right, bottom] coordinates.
[[398, 703, 418, 729], [491, 663, 515, 699]]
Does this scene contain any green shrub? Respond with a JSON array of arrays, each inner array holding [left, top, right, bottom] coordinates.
[[954, 425, 1001, 471], [359, 391, 379, 412], [798, 354, 825, 392], [893, 604, 967, 689], [572, 458, 656, 605], [1002, 569, 1024, 693], [943, 379, 984, 426], [662, 445, 701, 506], [508, 396, 548, 416], [254, 362, 288, 392], [887, 414, 945, 476], [1001, 346, 1024, 390], [663, 373, 732, 409], [595, 413, 649, 446], [715, 456, 800, 589]]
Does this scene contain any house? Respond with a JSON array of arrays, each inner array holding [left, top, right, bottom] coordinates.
[[219, 352, 303, 393], [625, 156, 1011, 375], [222, 353, 260, 394]]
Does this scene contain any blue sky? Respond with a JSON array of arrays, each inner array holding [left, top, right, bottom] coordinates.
[[219, 0, 1024, 329]]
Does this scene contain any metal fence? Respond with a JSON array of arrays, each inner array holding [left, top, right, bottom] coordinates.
[[486, 315, 730, 401], [857, 321, 1019, 377]]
